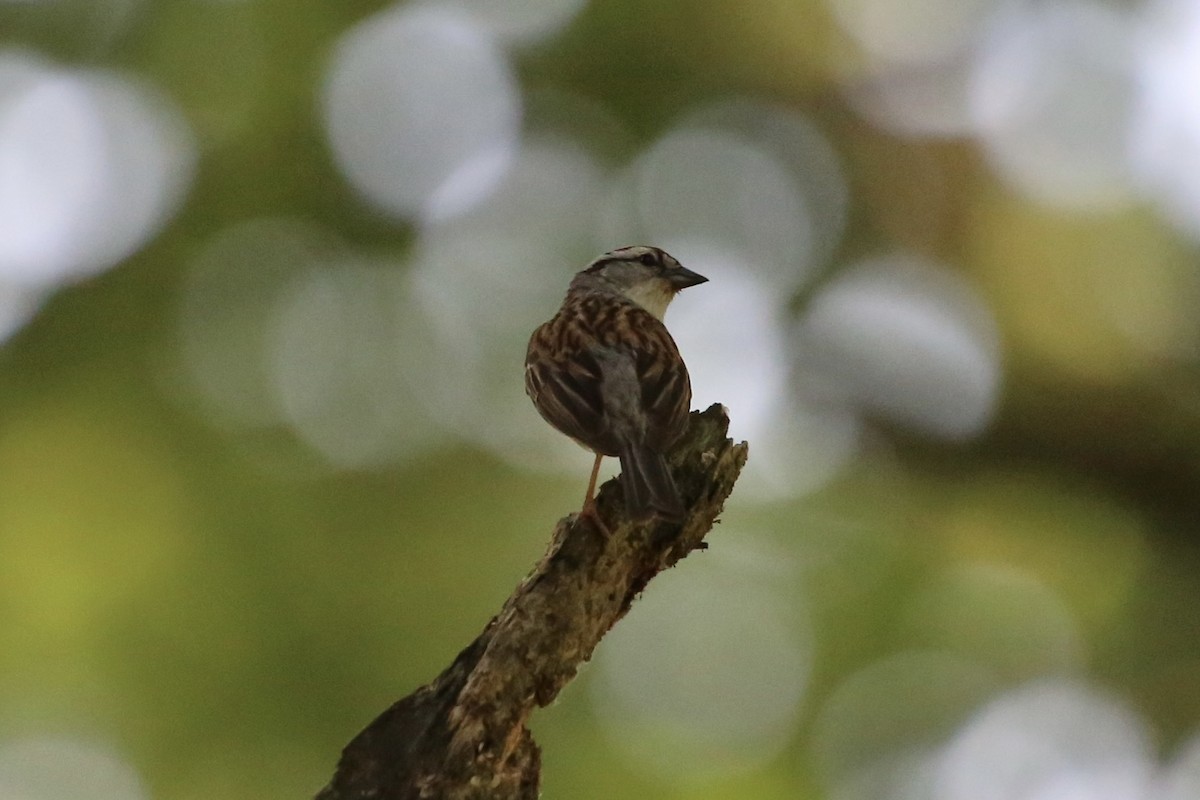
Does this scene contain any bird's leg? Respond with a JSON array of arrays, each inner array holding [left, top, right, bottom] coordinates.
[[578, 453, 610, 535], [583, 452, 603, 507]]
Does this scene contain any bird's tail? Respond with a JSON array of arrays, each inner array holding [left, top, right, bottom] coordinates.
[[619, 444, 685, 522]]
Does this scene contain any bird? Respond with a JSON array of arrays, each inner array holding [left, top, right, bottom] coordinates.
[[525, 245, 708, 526]]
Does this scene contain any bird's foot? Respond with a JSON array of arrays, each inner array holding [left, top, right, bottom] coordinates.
[[576, 498, 612, 537]]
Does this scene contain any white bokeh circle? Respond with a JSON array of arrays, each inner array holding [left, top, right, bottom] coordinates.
[[1132, 0, 1200, 240], [423, 0, 589, 46], [322, 4, 521, 221], [935, 680, 1153, 800], [0, 53, 194, 287], [0, 736, 147, 800], [793, 254, 1001, 440], [268, 259, 447, 470], [591, 539, 811, 784], [969, 1, 1139, 211], [830, 0, 996, 66]]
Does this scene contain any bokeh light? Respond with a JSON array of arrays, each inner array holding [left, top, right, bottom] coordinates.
[[811, 651, 1002, 800], [268, 259, 444, 470], [321, 3, 521, 221], [0, 279, 44, 344], [403, 136, 609, 471], [405, 235, 588, 470], [935, 680, 1153, 800], [0, 51, 193, 286], [176, 217, 344, 431], [793, 253, 1001, 440], [968, 1, 1138, 211], [845, 55, 977, 138], [1159, 734, 1200, 800], [1133, 0, 1200, 240], [830, 0, 993, 67], [678, 98, 849, 272], [670, 255, 787, 442], [668, 249, 861, 498], [0, 737, 147, 800], [630, 128, 810, 283], [591, 538, 811, 784], [599, 100, 847, 294], [430, 0, 589, 46], [832, 0, 995, 137]]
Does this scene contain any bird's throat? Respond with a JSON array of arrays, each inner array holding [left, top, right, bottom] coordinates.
[[620, 281, 673, 321]]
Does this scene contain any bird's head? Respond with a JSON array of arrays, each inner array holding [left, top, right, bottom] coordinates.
[[571, 245, 708, 320]]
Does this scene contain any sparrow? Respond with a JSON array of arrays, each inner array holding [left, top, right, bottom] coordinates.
[[525, 245, 708, 524]]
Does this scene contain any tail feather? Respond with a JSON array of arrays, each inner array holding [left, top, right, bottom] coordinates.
[[619, 445, 685, 521]]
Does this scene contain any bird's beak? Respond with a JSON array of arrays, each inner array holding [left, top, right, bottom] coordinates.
[[668, 266, 708, 289]]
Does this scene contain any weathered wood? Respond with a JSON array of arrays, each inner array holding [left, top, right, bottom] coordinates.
[[317, 404, 748, 800]]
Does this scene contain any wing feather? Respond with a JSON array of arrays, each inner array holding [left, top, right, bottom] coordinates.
[[628, 312, 692, 451], [526, 298, 692, 458], [525, 325, 611, 452]]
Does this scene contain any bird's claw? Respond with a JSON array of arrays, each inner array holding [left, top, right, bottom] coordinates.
[[577, 499, 612, 537]]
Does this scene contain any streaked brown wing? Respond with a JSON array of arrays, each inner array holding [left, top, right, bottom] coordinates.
[[525, 324, 611, 453], [628, 310, 692, 451]]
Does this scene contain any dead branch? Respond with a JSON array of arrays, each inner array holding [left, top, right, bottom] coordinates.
[[316, 404, 749, 800]]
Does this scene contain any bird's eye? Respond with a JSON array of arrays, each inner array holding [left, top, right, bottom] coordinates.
[[638, 251, 659, 267]]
